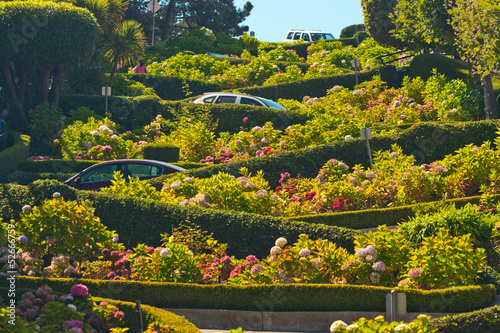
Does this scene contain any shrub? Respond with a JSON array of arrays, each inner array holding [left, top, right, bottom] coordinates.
[[143, 142, 180, 162], [15, 196, 119, 263], [399, 203, 499, 243], [0, 130, 30, 174], [430, 305, 500, 333]]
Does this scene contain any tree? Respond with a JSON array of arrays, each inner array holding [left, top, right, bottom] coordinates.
[[449, 0, 500, 119], [0, 1, 100, 131], [102, 20, 146, 87], [392, 0, 456, 54], [361, 0, 404, 47]]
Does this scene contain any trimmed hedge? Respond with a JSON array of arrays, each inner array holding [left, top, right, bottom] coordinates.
[[147, 121, 500, 189], [409, 53, 469, 81], [430, 305, 500, 333], [237, 65, 408, 101], [3, 277, 494, 313], [16, 159, 100, 173], [123, 73, 221, 101], [260, 38, 358, 59], [0, 180, 358, 258], [289, 194, 500, 230], [58, 95, 311, 133], [0, 287, 200, 333], [0, 130, 30, 174], [142, 143, 180, 162]]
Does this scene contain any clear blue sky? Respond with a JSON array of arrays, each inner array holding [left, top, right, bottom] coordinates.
[[234, 0, 365, 43]]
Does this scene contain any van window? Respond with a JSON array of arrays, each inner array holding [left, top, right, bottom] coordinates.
[[286, 32, 294, 39], [302, 33, 310, 42], [293, 32, 302, 40]]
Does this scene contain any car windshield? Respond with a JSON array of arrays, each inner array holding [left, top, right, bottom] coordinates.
[[261, 98, 286, 110]]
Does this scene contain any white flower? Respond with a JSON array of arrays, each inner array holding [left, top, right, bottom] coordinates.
[[90, 130, 99, 136], [356, 248, 368, 257], [319, 68, 326, 73], [275, 237, 287, 247], [345, 135, 352, 140], [330, 320, 348, 332], [271, 194, 279, 200], [278, 55, 284, 60], [270, 246, 282, 255], [245, 182, 255, 188], [248, 68, 253, 73], [99, 125, 109, 132], [67, 304, 77, 311], [394, 324, 411, 332], [341, 59, 346, 64], [22, 205, 32, 213], [111, 135, 119, 140], [53, 192, 61, 198], [160, 248, 171, 257], [162, 63, 168, 67], [184, 177, 193, 183], [365, 64, 371, 70], [273, 65, 278, 69], [261, 137, 269, 143], [152, 62, 158, 65], [366, 245, 376, 254], [259, 67, 265, 71], [299, 249, 310, 256]]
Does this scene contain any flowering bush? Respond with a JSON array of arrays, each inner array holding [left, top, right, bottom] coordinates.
[[13, 196, 120, 266], [58, 117, 138, 160], [0, 284, 127, 332], [330, 314, 436, 332]]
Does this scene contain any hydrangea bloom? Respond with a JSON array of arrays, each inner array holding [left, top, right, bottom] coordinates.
[[70, 284, 89, 297], [160, 248, 171, 257], [184, 177, 193, 183], [112, 236, 119, 242], [311, 260, 322, 268], [170, 181, 181, 189], [394, 324, 411, 332], [389, 152, 400, 158], [330, 320, 348, 332], [18, 236, 28, 243], [221, 256, 232, 265], [344, 135, 352, 140], [67, 304, 77, 311], [251, 264, 265, 275], [91, 131, 99, 136], [275, 237, 287, 247], [408, 268, 422, 278], [22, 205, 32, 213], [299, 249, 310, 256], [346, 324, 359, 331], [372, 261, 387, 272], [53, 192, 61, 198], [366, 245, 376, 255], [246, 255, 258, 262], [370, 272, 381, 284], [270, 246, 282, 255], [245, 182, 255, 188], [365, 253, 377, 262], [348, 177, 358, 184], [261, 137, 269, 143], [355, 248, 368, 257]]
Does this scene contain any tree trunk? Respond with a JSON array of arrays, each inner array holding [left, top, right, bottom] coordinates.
[[1, 62, 29, 132], [38, 69, 51, 104], [48, 65, 63, 106], [108, 57, 118, 87], [481, 74, 498, 120], [161, 0, 177, 41]]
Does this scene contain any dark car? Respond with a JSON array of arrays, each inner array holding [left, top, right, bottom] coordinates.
[[63, 159, 186, 191]]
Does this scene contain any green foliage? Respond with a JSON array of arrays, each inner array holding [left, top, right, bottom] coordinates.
[[330, 315, 436, 332], [5, 277, 495, 313], [15, 196, 119, 262], [430, 305, 500, 332], [361, 0, 402, 47], [409, 54, 469, 81], [340, 24, 366, 39], [0, 130, 30, 174], [142, 142, 180, 162], [0, 1, 100, 68], [101, 172, 163, 201], [111, 74, 158, 97], [28, 103, 64, 149], [403, 229, 486, 288], [399, 203, 498, 243]]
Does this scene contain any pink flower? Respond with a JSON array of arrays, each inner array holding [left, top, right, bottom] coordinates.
[[114, 311, 125, 319], [393, 100, 401, 108], [243, 117, 248, 123], [372, 261, 387, 272], [408, 268, 422, 278], [246, 255, 258, 262], [389, 152, 399, 158], [99, 302, 108, 307], [299, 249, 310, 256], [251, 264, 265, 275], [221, 256, 232, 265], [235, 139, 241, 144], [70, 284, 89, 297], [348, 177, 358, 184], [103, 146, 112, 152]]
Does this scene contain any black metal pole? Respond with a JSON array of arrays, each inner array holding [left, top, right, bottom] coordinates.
[[136, 300, 144, 333]]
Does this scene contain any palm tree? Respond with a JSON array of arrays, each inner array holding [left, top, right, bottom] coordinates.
[[101, 19, 146, 87]]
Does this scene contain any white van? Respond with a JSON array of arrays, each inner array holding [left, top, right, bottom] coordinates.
[[284, 30, 335, 43]]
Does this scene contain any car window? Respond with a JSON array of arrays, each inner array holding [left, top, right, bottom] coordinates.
[[240, 97, 263, 106], [261, 98, 287, 110], [293, 32, 302, 40], [302, 33, 310, 42], [286, 32, 294, 39], [80, 164, 117, 183], [126, 163, 163, 177], [202, 96, 216, 103], [215, 96, 237, 104]]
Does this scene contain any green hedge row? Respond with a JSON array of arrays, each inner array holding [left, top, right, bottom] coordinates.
[[58, 95, 311, 133], [0, 287, 200, 333], [430, 305, 500, 333], [260, 38, 358, 59], [0, 130, 30, 175], [148, 121, 500, 189], [0, 180, 358, 258], [123, 73, 221, 101], [4, 277, 494, 314], [290, 194, 500, 230], [227, 57, 311, 73], [237, 66, 408, 101], [142, 143, 180, 162]]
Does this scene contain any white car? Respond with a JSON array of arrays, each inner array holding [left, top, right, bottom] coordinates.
[[284, 30, 335, 43], [193, 92, 287, 110]]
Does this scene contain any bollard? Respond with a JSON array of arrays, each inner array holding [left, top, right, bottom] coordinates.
[[386, 290, 407, 322], [136, 300, 144, 333]]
